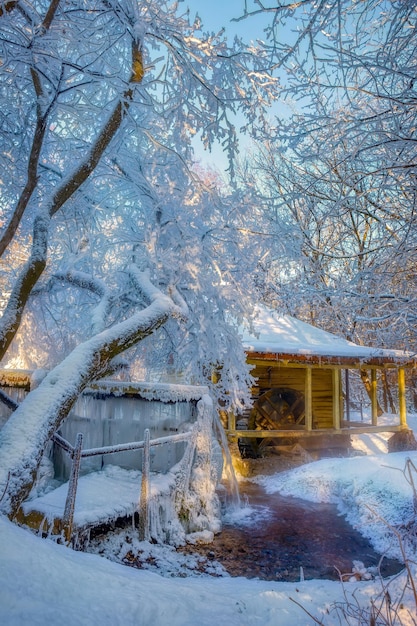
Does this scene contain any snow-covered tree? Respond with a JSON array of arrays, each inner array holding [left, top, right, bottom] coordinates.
[[240, 0, 417, 351], [0, 0, 277, 516]]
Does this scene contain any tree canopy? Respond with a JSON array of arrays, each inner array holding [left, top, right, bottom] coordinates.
[[240, 0, 417, 351]]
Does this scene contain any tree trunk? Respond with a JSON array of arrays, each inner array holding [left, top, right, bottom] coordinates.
[[381, 369, 397, 414]]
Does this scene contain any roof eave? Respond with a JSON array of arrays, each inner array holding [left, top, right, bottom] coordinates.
[[245, 351, 416, 368]]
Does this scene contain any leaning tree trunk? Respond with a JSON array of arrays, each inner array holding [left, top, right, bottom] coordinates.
[[0, 271, 184, 519]]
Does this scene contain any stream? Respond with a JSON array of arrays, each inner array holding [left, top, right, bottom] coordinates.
[[179, 481, 403, 581]]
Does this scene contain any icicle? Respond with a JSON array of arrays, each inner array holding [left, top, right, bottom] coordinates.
[[138, 428, 150, 541], [213, 411, 240, 508], [172, 395, 223, 539]]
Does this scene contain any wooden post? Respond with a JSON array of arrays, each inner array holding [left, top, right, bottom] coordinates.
[[305, 367, 313, 431], [332, 369, 341, 429], [345, 369, 350, 422], [398, 368, 407, 428], [228, 411, 236, 432], [371, 369, 378, 426], [62, 432, 83, 544], [138, 428, 150, 541]]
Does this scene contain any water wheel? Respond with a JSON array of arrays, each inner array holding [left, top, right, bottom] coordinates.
[[239, 388, 306, 458], [249, 388, 305, 431]]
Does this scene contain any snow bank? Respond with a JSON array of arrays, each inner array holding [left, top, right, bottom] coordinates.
[[1, 515, 416, 626], [254, 451, 417, 560]]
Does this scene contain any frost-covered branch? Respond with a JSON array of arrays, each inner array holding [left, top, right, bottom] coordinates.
[[0, 0, 65, 257], [128, 267, 188, 321], [168, 286, 189, 319], [0, 20, 144, 361], [54, 270, 112, 335], [0, 214, 49, 359]]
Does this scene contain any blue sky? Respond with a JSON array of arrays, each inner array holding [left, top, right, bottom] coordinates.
[[184, 0, 269, 43], [182, 1, 272, 173]]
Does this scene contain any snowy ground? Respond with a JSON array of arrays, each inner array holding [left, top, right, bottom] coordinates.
[[1, 418, 417, 625]]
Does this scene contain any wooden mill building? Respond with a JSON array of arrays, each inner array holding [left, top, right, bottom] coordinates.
[[227, 308, 416, 456]]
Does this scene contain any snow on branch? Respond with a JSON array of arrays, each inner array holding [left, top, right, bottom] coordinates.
[[54, 270, 112, 335], [168, 285, 189, 319], [129, 267, 188, 321], [0, 214, 49, 360]]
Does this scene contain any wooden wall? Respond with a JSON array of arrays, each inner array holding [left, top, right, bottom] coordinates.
[[249, 362, 335, 429], [311, 368, 334, 428]]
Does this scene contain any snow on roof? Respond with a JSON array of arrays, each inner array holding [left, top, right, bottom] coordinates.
[[240, 307, 414, 363], [85, 381, 210, 403]]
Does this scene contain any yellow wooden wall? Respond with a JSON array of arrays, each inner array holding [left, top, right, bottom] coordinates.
[[311, 368, 334, 428], [249, 362, 335, 429]]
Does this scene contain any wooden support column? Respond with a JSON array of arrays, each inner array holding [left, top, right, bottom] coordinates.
[[305, 367, 313, 431], [398, 367, 407, 428], [332, 369, 341, 430], [63, 432, 83, 545], [228, 411, 236, 432], [371, 369, 378, 426]]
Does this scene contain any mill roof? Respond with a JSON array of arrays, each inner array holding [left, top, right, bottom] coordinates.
[[240, 307, 415, 367]]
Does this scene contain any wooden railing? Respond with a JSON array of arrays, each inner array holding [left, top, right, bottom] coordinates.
[[52, 428, 193, 544]]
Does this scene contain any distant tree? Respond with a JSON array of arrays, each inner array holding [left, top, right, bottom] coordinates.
[[239, 0, 417, 352]]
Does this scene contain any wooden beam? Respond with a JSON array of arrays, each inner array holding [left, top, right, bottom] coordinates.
[[332, 369, 341, 429], [305, 367, 313, 431], [246, 352, 415, 368], [398, 367, 407, 427], [371, 369, 378, 426], [229, 424, 403, 438]]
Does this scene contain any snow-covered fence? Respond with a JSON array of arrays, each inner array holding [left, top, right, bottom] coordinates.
[[53, 427, 194, 543], [2, 378, 222, 544]]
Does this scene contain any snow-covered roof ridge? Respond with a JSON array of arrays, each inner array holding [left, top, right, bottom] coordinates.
[[240, 306, 415, 363]]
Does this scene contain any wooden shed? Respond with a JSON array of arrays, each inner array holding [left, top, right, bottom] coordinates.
[[226, 308, 416, 456]]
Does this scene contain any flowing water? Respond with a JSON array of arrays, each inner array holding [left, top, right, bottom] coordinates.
[[180, 480, 403, 581]]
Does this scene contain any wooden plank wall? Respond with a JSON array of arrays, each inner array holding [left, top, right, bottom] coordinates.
[[249, 363, 335, 429], [312, 369, 334, 428]]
